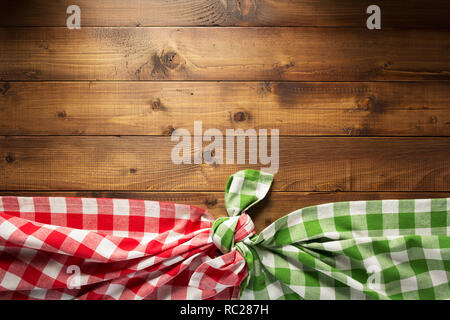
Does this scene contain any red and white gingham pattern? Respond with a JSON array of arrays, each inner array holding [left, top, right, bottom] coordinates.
[[234, 213, 256, 243], [0, 196, 249, 300]]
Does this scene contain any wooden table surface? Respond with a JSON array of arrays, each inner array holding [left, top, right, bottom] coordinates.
[[0, 0, 449, 232]]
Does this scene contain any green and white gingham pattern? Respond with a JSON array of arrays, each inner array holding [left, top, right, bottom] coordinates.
[[211, 216, 241, 254], [224, 170, 273, 217], [211, 170, 272, 254], [223, 170, 450, 300]]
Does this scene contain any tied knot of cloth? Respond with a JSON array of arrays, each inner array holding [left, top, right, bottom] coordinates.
[[210, 170, 273, 254], [211, 213, 255, 254]]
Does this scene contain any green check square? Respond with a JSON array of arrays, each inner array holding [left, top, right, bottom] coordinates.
[[405, 235, 422, 249], [334, 216, 352, 232], [244, 169, 260, 182], [343, 245, 363, 261], [351, 215, 367, 230], [431, 198, 447, 212], [438, 236, 450, 249], [431, 210, 447, 228], [382, 213, 399, 231], [239, 194, 258, 211], [410, 259, 428, 275], [333, 202, 350, 217], [372, 240, 391, 255], [241, 179, 257, 196], [304, 220, 323, 237], [273, 228, 292, 245], [221, 228, 235, 248], [390, 293, 403, 300], [383, 266, 401, 283], [399, 212, 415, 229], [415, 211, 430, 229], [398, 200, 415, 230], [252, 273, 268, 291], [366, 200, 382, 214], [351, 268, 368, 283], [367, 214, 383, 230], [284, 293, 301, 300], [275, 268, 291, 284], [418, 287, 436, 299], [301, 206, 318, 222], [444, 260, 450, 272], [227, 194, 241, 209], [288, 224, 307, 242], [304, 271, 320, 287]]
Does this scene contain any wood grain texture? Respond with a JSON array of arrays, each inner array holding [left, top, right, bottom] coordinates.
[[1, 0, 449, 28], [1, 136, 449, 192], [2, 191, 449, 232], [1, 81, 450, 136], [1, 28, 449, 81], [0, 2, 448, 233]]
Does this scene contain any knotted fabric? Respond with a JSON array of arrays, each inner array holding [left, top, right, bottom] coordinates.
[[211, 170, 272, 254], [0, 170, 449, 300]]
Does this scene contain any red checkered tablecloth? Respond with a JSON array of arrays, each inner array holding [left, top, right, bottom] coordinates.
[[0, 196, 248, 299]]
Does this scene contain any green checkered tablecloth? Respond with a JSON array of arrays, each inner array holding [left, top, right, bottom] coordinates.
[[217, 170, 450, 300]]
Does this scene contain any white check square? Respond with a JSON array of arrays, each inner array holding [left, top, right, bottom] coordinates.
[[96, 238, 117, 259], [49, 197, 67, 213], [17, 197, 35, 213], [390, 250, 409, 265], [350, 201, 366, 216], [81, 198, 98, 215], [229, 176, 244, 194], [429, 270, 448, 286], [400, 276, 418, 292], [0, 272, 22, 290], [382, 200, 399, 214], [144, 201, 161, 218], [113, 199, 130, 216], [317, 203, 334, 220], [414, 199, 431, 213]]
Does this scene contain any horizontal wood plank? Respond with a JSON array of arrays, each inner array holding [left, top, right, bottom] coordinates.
[[1, 28, 449, 81], [1, 136, 449, 192], [1, 0, 449, 28], [1, 191, 449, 232], [1, 81, 450, 136]]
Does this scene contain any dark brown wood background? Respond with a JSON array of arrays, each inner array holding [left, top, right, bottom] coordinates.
[[0, 0, 449, 231]]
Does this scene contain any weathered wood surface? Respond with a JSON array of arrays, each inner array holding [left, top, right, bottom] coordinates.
[[1, 2, 449, 232], [1, 81, 450, 136], [0, 0, 449, 28], [1, 136, 449, 192], [1, 28, 449, 81], [2, 191, 449, 232]]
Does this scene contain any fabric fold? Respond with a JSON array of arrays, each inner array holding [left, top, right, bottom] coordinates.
[[0, 197, 245, 299], [0, 169, 449, 300], [231, 187, 450, 299]]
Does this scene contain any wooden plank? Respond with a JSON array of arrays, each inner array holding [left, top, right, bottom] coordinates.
[[1, 81, 449, 136], [1, 28, 449, 81], [0, 0, 449, 28], [1, 191, 449, 232], [1, 136, 449, 192]]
